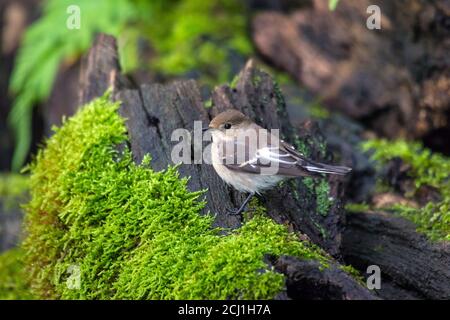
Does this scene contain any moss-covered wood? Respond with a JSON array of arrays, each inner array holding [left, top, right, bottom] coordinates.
[[1, 33, 373, 300], [341, 140, 450, 299], [22, 93, 337, 299]]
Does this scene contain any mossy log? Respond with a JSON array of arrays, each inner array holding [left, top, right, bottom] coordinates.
[[78, 33, 377, 299]]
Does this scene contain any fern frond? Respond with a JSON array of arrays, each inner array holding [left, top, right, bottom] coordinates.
[[8, 0, 139, 171], [8, 0, 252, 171]]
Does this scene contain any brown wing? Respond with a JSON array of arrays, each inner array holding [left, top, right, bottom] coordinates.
[[219, 134, 316, 177], [220, 134, 351, 176]]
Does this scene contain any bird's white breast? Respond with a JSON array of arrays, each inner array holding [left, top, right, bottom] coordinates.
[[211, 139, 283, 194]]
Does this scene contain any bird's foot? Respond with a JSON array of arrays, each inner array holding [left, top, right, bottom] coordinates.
[[225, 193, 255, 217], [226, 207, 245, 216]]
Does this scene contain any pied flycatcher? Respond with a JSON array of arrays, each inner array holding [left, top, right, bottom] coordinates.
[[204, 109, 352, 215]]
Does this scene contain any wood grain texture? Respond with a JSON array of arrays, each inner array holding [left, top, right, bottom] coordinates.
[[343, 210, 450, 299]]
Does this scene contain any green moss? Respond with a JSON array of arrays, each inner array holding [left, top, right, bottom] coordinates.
[[362, 140, 450, 191], [339, 264, 364, 285], [308, 102, 331, 120], [0, 249, 34, 299], [244, 197, 266, 220], [204, 98, 213, 108], [303, 177, 332, 217], [316, 180, 332, 216], [345, 202, 370, 213], [230, 74, 240, 89], [317, 141, 328, 159], [22, 93, 329, 299], [288, 179, 301, 202], [114, 213, 329, 299], [388, 201, 450, 242], [303, 177, 315, 192], [312, 219, 328, 240], [273, 80, 286, 113], [362, 139, 450, 241], [293, 135, 311, 157], [252, 74, 262, 87]]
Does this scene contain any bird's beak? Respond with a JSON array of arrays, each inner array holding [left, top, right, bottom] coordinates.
[[202, 127, 210, 132]]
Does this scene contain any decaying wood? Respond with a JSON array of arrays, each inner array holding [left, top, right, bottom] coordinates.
[[79, 33, 131, 106], [342, 210, 450, 299], [80, 33, 376, 299], [252, 0, 450, 149], [272, 255, 377, 300]]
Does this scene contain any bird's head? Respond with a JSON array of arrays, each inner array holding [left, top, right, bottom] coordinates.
[[207, 109, 250, 132], [205, 109, 251, 142]]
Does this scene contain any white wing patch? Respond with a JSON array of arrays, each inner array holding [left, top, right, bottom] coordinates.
[[304, 166, 337, 174], [239, 146, 298, 168]]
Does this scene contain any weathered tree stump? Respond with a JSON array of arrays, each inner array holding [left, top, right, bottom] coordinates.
[[79, 33, 376, 300], [79, 33, 132, 105]]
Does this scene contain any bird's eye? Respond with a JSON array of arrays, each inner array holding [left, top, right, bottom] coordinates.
[[223, 123, 232, 129]]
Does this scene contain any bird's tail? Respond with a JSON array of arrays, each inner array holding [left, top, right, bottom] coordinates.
[[303, 160, 352, 176]]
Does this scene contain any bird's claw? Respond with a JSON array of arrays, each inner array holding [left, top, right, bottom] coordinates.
[[226, 207, 244, 216]]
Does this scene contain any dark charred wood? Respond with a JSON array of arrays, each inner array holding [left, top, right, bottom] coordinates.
[[252, 0, 450, 143], [116, 59, 350, 256], [342, 210, 450, 299], [272, 255, 377, 300], [76, 34, 354, 254], [79, 33, 132, 106]]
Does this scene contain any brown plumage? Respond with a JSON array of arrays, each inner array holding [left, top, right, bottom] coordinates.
[[205, 109, 352, 214]]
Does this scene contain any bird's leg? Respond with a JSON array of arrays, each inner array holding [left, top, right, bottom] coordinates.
[[227, 193, 255, 216]]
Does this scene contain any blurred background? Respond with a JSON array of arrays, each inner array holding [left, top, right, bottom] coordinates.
[[0, 0, 449, 257]]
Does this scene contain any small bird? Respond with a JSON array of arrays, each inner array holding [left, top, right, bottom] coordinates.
[[204, 109, 352, 215]]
